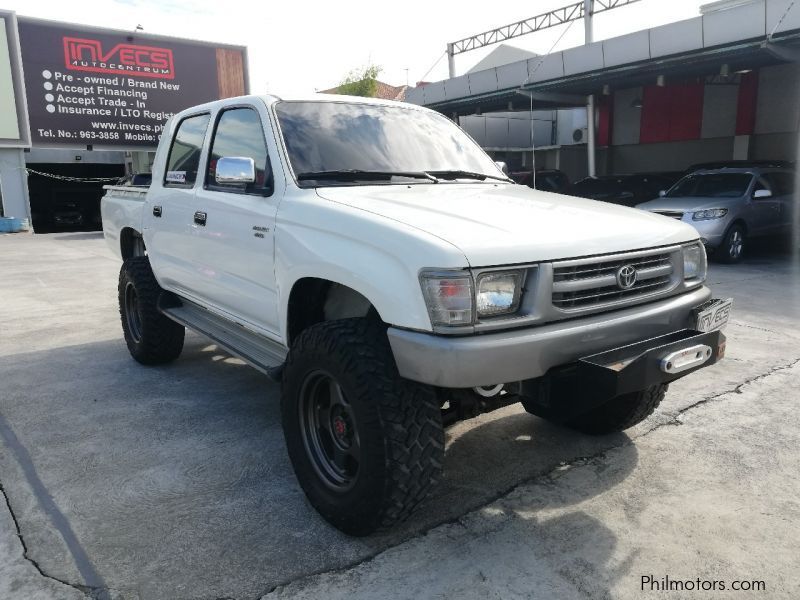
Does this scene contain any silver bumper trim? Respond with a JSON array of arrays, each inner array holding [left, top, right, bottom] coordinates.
[[387, 286, 712, 388]]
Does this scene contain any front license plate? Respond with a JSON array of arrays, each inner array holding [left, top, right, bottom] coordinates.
[[694, 298, 733, 332]]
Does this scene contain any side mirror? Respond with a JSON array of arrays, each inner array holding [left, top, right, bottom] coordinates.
[[216, 156, 255, 184], [658, 190, 666, 197], [494, 161, 509, 176], [753, 189, 772, 199]]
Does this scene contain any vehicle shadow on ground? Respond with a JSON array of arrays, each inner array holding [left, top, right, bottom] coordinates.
[[488, 503, 639, 598], [715, 236, 798, 266], [286, 446, 640, 600], [421, 411, 633, 531], [0, 333, 638, 599]]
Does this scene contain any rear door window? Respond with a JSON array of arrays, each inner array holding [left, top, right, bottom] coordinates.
[[762, 172, 795, 197], [164, 113, 211, 187]]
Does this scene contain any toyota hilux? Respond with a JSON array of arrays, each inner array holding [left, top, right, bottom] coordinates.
[[101, 94, 731, 535]]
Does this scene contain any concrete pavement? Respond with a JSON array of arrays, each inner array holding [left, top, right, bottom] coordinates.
[[0, 232, 798, 599]]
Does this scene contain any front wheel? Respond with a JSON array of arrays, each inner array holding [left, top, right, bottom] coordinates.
[[715, 223, 745, 264], [281, 318, 444, 536]]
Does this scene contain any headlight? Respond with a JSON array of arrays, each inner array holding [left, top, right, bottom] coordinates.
[[693, 208, 728, 221], [682, 243, 707, 281], [476, 271, 523, 317], [420, 272, 473, 326]]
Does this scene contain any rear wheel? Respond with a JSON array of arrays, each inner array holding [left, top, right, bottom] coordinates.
[[281, 318, 444, 536], [716, 223, 745, 264], [118, 257, 185, 365]]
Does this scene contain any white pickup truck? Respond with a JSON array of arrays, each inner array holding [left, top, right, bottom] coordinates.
[[101, 93, 731, 535]]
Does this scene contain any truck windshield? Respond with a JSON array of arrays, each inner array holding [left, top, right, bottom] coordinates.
[[666, 173, 753, 198], [275, 101, 505, 187]]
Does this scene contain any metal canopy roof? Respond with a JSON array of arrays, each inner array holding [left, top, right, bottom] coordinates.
[[524, 36, 800, 95], [407, 0, 800, 115]]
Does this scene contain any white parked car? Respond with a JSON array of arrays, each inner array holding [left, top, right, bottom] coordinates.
[[101, 94, 731, 535]]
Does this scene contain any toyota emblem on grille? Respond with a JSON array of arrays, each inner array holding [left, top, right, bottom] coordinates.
[[616, 265, 638, 289]]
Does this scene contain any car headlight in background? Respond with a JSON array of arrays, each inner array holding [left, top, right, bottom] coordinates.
[[693, 208, 728, 221], [682, 243, 707, 281], [420, 272, 473, 326], [476, 271, 523, 317]]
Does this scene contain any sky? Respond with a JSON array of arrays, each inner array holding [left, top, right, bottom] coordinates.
[[5, 0, 706, 95]]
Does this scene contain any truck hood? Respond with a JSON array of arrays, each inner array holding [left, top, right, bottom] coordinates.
[[316, 184, 699, 266], [637, 196, 740, 213]]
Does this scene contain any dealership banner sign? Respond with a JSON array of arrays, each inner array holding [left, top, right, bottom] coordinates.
[[17, 18, 247, 149]]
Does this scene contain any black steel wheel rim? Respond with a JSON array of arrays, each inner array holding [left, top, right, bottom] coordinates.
[[124, 282, 143, 343], [298, 370, 361, 492]]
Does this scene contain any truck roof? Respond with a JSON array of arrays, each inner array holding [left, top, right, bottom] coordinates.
[[177, 93, 425, 118]]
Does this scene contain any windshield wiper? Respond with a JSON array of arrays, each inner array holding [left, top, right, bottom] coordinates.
[[425, 169, 512, 183], [296, 169, 438, 183]]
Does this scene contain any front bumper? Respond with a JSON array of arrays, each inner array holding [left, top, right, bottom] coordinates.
[[387, 286, 712, 388], [689, 217, 729, 248], [520, 328, 725, 423]]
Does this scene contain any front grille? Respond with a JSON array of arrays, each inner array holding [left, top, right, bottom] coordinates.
[[552, 252, 675, 310], [653, 210, 684, 220]]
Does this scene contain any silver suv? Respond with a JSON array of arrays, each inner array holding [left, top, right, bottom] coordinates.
[[637, 167, 795, 263]]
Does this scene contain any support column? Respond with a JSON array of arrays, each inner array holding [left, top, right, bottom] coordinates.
[[131, 151, 154, 174], [447, 43, 456, 78], [794, 124, 800, 257], [732, 135, 751, 160], [587, 94, 597, 177], [584, 0, 596, 177], [0, 147, 31, 227]]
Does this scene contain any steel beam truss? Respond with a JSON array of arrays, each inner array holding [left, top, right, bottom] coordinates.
[[449, 0, 642, 55]]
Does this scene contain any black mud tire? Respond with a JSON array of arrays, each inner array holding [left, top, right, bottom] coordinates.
[[715, 223, 745, 264], [562, 384, 668, 435], [118, 256, 185, 365], [281, 318, 444, 536]]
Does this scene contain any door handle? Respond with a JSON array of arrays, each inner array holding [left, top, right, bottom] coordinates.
[[194, 211, 207, 226], [152, 205, 162, 217]]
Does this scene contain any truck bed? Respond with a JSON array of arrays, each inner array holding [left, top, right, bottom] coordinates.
[[101, 185, 149, 259]]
